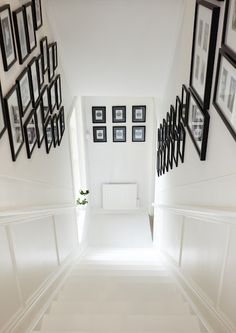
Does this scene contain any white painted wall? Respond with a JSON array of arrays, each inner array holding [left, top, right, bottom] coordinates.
[[0, 0, 79, 332], [83, 96, 155, 212], [154, 1, 236, 332], [44, 0, 184, 98]]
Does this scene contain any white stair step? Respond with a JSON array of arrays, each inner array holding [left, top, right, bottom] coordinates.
[[50, 300, 190, 315], [34, 331, 201, 333], [72, 264, 167, 271], [70, 269, 169, 277], [41, 314, 201, 331]]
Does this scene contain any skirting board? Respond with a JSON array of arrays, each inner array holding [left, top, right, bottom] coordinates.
[[160, 251, 235, 333], [1, 245, 86, 333]]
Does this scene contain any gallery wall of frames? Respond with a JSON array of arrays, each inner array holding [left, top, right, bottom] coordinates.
[[157, 0, 236, 177], [0, 0, 65, 162], [92, 105, 146, 143]]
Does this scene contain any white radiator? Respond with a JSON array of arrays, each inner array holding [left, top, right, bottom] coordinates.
[[102, 183, 138, 210]]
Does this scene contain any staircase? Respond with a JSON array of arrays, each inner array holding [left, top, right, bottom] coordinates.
[[33, 248, 206, 333]]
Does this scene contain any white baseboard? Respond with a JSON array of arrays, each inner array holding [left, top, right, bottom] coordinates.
[[1, 245, 86, 333], [160, 251, 235, 333]]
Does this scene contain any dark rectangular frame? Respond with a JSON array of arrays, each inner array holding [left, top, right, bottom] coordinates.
[[35, 100, 44, 148], [44, 116, 53, 153], [52, 114, 58, 147], [52, 42, 58, 70], [32, 0, 43, 30], [24, 2, 37, 53], [187, 88, 210, 160], [189, 0, 220, 109], [112, 106, 126, 123], [16, 67, 31, 117], [28, 57, 40, 107], [213, 49, 236, 141], [113, 126, 126, 142], [55, 74, 62, 109], [13, 7, 29, 64], [23, 109, 38, 158], [48, 79, 56, 112], [222, 0, 236, 61], [41, 85, 50, 123], [93, 126, 107, 142], [181, 84, 190, 125], [178, 122, 186, 163], [48, 43, 54, 82], [58, 106, 65, 144], [132, 126, 146, 142], [0, 5, 17, 71], [4, 85, 24, 161], [40, 37, 48, 74], [92, 106, 106, 123], [0, 82, 6, 139], [132, 105, 146, 122]]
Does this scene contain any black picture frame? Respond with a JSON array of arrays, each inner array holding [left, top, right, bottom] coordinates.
[[32, 0, 43, 31], [93, 126, 107, 142], [37, 54, 44, 90], [48, 43, 54, 82], [52, 42, 58, 70], [132, 105, 146, 122], [16, 68, 31, 117], [113, 126, 126, 142], [175, 96, 182, 125], [35, 101, 44, 147], [178, 122, 186, 163], [187, 88, 210, 160], [4, 85, 24, 161], [40, 37, 48, 74], [48, 79, 57, 112], [132, 126, 146, 142], [112, 106, 126, 123], [41, 85, 50, 123], [28, 57, 40, 107], [13, 7, 29, 64], [59, 106, 65, 143], [92, 106, 106, 123], [170, 105, 176, 132], [167, 137, 173, 171], [181, 84, 190, 125], [52, 114, 58, 147], [44, 116, 53, 153], [0, 5, 17, 71], [222, 0, 236, 61], [189, 0, 220, 110], [213, 49, 236, 141], [172, 129, 179, 167], [24, 109, 38, 158], [24, 2, 37, 53], [0, 82, 6, 140], [55, 75, 62, 109]]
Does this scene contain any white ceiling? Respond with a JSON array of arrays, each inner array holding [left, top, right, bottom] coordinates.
[[44, 0, 185, 98]]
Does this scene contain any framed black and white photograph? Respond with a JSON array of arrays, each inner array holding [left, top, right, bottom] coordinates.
[[52, 114, 58, 147], [55, 74, 62, 109], [4, 85, 24, 161], [16, 68, 31, 117], [113, 126, 126, 142], [132, 105, 146, 122], [92, 106, 106, 123], [40, 37, 48, 74], [32, 0, 42, 30], [44, 116, 53, 153], [93, 126, 107, 142], [170, 104, 177, 132], [190, 0, 220, 109], [178, 122, 186, 163], [132, 126, 146, 142], [53, 42, 58, 70], [167, 137, 173, 171], [24, 109, 37, 158], [0, 5, 17, 71], [24, 3, 37, 53], [214, 49, 236, 141], [37, 54, 44, 90], [28, 57, 40, 107], [172, 130, 179, 167], [41, 86, 50, 123], [175, 96, 182, 125], [222, 0, 236, 61], [187, 89, 210, 160], [112, 106, 126, 123], [13, 7, 29, 64], [157, 126, 162, 150], [48, 43, 54, 81], [59, 106, 65, 142], [156, 149, 161, 177], [0, 82, 6, 140], [35, 101, 44, 147], [181, 85, 190, 125], [49, 80, 56, 112]]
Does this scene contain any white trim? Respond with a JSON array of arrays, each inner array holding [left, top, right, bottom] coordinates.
[[161, 250, 235, 333], [154, 204, 236, 224]]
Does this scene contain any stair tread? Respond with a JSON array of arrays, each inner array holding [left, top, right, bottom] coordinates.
[[42, 314, 201, 332]]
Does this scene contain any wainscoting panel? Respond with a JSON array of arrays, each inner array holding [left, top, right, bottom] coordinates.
[[160, 212, 183, 265], [54, 210, 78, 264], [0, 226, 21, 329], [181, 217, 227, 305], [11, 217, 58, 303], [219, 224, 236, 327]]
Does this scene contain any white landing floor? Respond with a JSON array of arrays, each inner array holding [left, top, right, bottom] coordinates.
[[86, 211, 153, 248]]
